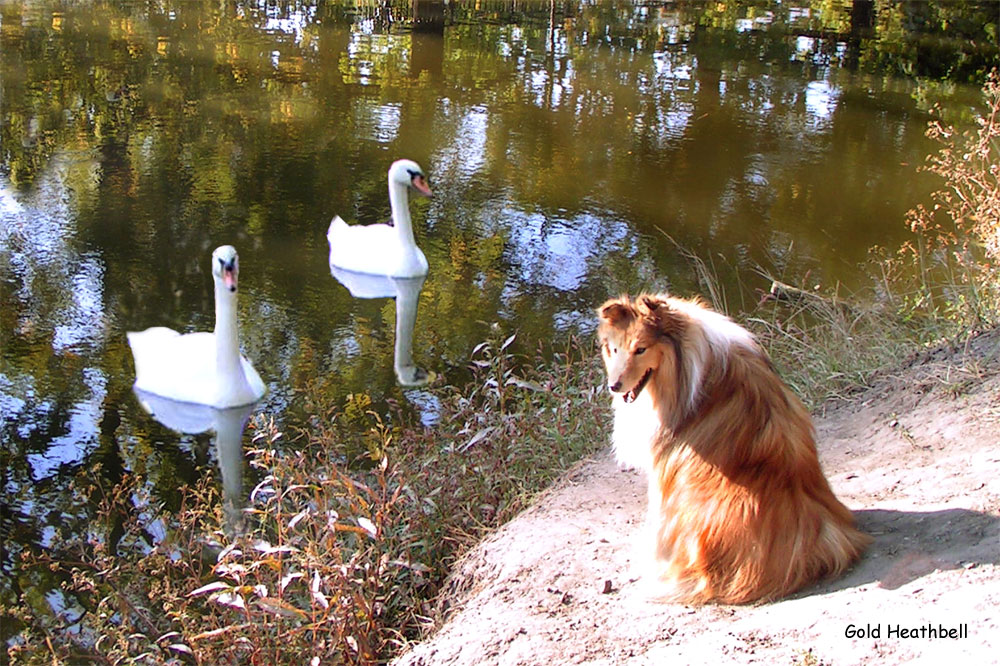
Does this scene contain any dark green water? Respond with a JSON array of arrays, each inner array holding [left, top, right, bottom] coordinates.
[[1, 0, 996, 641]]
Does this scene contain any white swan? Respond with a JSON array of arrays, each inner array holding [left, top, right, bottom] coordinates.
[[127, 245, 266, 408], [327, 159, 433, 277]]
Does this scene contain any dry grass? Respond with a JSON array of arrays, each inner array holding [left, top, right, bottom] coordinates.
[[747, 70, 1000, 408]]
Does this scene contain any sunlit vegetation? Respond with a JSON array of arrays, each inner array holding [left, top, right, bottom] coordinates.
[[751, 71, 1000, 407], [4, 331, 609, 664], [3, 1, 1000, 664]]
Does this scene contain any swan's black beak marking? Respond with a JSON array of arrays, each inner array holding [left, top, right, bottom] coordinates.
[[219, 257, 238, 292], [408, 169, 433, 197]]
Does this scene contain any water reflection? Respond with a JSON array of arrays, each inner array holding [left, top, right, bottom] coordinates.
[[503, 209, 635, 293], [330, 267, 433, 388], [1, 178, 110, 481], [0, 178, 109, 356], [2, 0, 997, 647], [133, 389, 256, 534]]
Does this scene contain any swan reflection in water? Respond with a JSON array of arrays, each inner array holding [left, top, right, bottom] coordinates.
[[134, 388, 257, 534], [330, 267, 435, 387]]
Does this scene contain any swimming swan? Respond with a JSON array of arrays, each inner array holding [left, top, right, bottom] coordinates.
[[327, 159, 433, 277], [127, 245, 266, 408]]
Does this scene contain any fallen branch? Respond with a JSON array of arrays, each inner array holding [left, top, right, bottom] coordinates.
[[766, 280, 857, 314]]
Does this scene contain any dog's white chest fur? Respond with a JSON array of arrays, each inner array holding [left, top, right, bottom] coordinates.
[[611, 389, 660, 473]]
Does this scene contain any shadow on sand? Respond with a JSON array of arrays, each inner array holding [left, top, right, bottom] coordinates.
[[807, 507, 999, 596]]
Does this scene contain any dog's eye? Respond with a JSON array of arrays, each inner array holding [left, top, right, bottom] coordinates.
[[634, 347, 646, 355]]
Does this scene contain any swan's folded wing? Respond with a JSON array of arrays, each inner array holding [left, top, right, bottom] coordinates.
[[128, 330, 219, 404], [328, 221, 402, 274], [326, 215, 348, 243], [127, 327, 181, 384], [239, 356, 267, 402]]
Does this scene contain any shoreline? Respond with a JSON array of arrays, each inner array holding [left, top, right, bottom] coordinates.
[[393, 329, 1000, 665]]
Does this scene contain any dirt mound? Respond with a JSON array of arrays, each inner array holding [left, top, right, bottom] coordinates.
[[394, 329, 1000, 665]]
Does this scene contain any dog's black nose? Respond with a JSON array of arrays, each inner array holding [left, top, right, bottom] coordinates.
[[608, 381, 621, 392]]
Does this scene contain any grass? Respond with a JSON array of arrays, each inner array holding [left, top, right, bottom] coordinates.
[[5, 332, 610, 665], [6, 72, 999, 666], [747, 71, 1000, 408]]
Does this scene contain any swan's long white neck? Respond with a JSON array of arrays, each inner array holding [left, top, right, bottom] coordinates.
[[214, 279, 244, 380], [389, 180, 417, 247]]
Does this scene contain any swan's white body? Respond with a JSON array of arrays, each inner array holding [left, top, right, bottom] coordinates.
[[127, 245, 266, 408], [327, 159, 432, 278]]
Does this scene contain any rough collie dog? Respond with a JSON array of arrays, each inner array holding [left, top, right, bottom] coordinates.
[[597, 293, 869, 604]]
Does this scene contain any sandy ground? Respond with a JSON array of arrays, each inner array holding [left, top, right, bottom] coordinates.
[[393, 329, 1000, 666]]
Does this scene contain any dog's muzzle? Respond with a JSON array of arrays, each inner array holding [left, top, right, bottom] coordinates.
[[611, 368, 652, 404]]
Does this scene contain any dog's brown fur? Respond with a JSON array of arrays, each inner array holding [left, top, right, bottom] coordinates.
[[597, 293, 869, 604]]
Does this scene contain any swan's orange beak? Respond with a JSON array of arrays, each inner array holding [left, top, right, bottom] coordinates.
[[411, 174, 433, 197], [223, 267, 237, 292]]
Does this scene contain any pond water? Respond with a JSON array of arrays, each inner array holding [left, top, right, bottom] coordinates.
[[1, 0, 996, 638]]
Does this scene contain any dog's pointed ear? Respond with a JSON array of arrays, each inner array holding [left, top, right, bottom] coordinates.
[[638, 294, 671, 318], [640, 295, 663, 312], [639, 295, 683, 334], [598, 299, 632, 325]]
